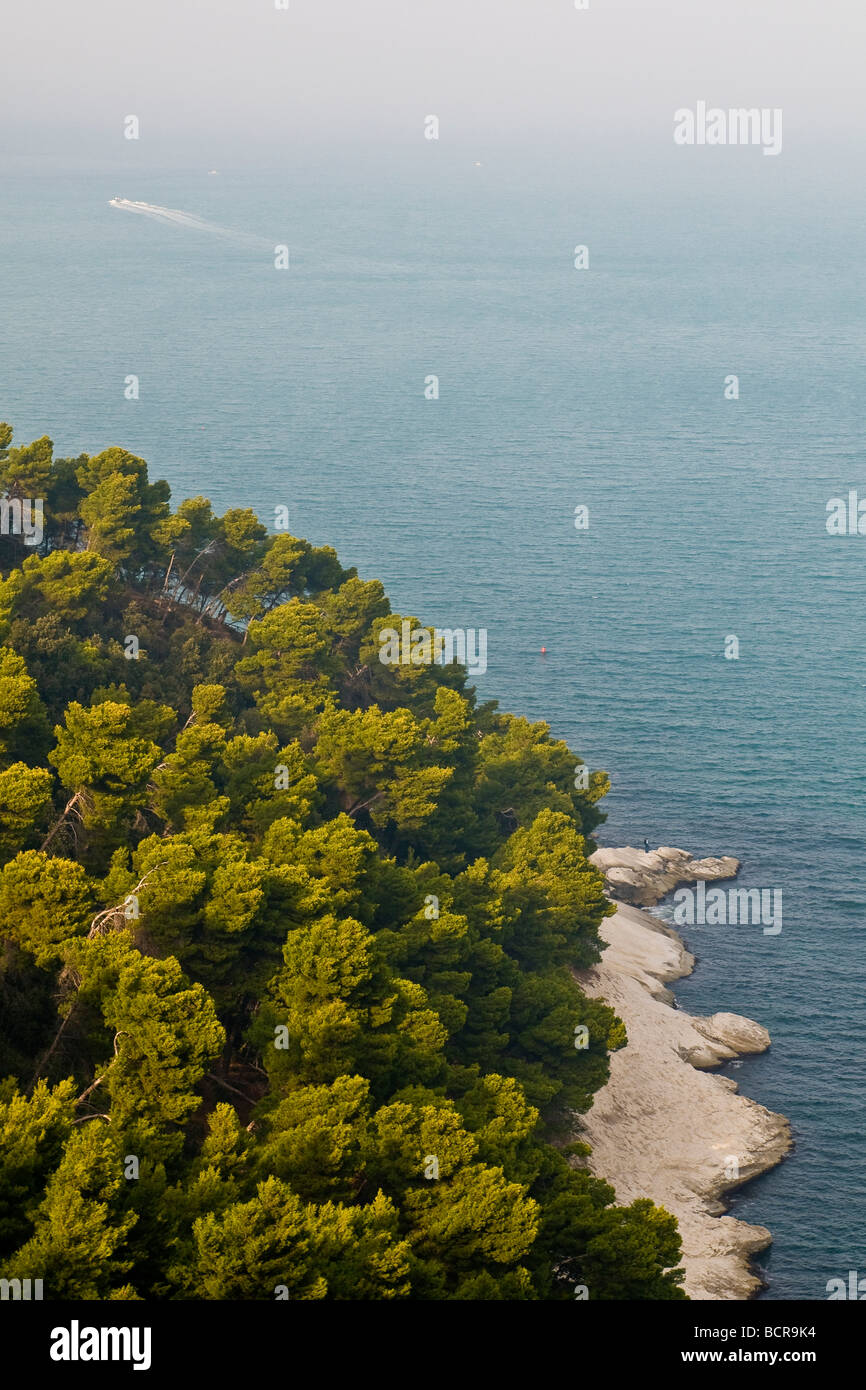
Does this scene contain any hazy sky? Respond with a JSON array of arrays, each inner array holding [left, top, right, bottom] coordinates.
[[3, 0, 865, 165]]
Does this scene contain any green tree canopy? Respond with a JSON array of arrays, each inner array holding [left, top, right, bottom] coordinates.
[[0, 423, 687, 1303]]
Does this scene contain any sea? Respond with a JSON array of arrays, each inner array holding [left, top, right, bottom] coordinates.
[[1, 141, 864, 1300]]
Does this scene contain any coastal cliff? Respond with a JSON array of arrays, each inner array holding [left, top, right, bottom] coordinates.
[[575, 846, 792, 1300]]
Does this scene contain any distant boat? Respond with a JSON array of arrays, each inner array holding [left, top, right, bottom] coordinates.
[[109, 197, 161, 209]]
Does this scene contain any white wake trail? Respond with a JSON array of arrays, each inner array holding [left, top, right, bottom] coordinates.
[[109, 199, 269, 246], [109, 198, 421, 275]]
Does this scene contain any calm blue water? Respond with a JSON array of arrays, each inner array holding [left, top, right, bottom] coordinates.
[[2, 147, 864, 1300]]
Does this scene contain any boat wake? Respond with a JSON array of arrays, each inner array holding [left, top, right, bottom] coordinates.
[[108, 198, 267, 246], [108, 197, 418, 275]]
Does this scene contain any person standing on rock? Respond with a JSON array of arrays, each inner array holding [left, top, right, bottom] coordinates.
[[644, 838, 650, 854]]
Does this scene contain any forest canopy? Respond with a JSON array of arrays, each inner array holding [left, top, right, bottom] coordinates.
[[0, 425, 686, 1300]]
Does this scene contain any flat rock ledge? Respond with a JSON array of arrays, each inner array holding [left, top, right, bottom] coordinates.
[[589, 844, 741, 907], [573, 859, 792, 1301]]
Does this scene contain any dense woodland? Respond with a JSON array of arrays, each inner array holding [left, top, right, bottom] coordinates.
[[0, 424, 686, 1299]]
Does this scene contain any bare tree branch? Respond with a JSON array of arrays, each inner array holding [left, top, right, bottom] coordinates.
[[206, 1071, 257, 1105], [30, 1002, 77, 1090], [347, 790, 385, 817], [40, 791, 84, 853], [75, 1032, 127, 1103], [87, 864, 167, 938]]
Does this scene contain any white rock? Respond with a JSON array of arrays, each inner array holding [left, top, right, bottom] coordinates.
[[589, 844, 741, 906], [574, 894, 791, 1300]]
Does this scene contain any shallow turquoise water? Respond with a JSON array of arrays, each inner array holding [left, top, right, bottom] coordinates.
[[2, 148, 864, 1299]]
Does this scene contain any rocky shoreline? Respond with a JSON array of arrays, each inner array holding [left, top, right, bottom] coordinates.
[[575, 846, 792, 1300]]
